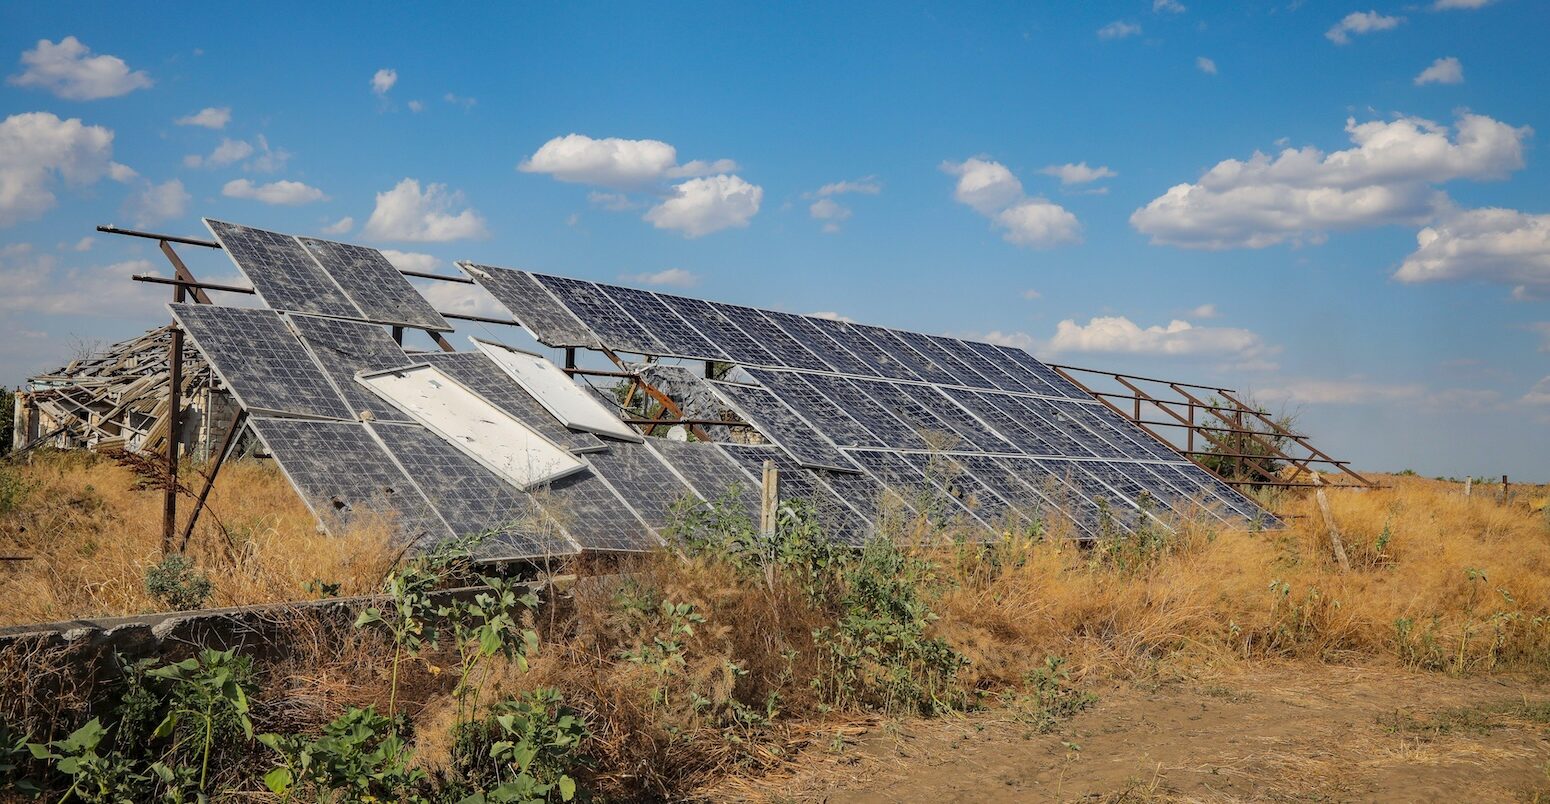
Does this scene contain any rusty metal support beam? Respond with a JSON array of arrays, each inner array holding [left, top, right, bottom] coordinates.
[[97, 225, 219, 248], [398, 269, 475, 284], [133, 274, 256, 295], [177, 410, 247, 552], [438, 311, 520, 326], [163, 280, 184, 554]]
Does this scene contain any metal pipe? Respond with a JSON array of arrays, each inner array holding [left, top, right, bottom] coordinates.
[[439, 310, 521, 326], [98, 224, 220, 249], [398, 269, 476, 284], [1049, 363, 1236, 393], [132, 274, 256, 295]]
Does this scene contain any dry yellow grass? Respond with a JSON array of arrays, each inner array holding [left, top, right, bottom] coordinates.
[[0, 450, 396, 626]]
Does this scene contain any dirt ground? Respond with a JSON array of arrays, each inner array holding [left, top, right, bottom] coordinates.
[[738, 665, 1550, 803]]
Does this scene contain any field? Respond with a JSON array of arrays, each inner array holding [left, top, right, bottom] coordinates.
[[1, 449, 1548, 801]]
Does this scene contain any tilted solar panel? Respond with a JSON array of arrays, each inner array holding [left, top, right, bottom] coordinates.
[[170, 303, 353, 420], [289, 314, 415, 423], [461, 263, 598, 348], [206, 219, 360, 319], [299, 237, 451, 331]]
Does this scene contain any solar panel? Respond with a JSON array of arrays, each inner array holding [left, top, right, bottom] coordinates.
[[855, 324, 959, 383], [890, 329, 997, 388], [298, 237, 451, 331], [530, 273, 666, 356], [710, 381, 857, 472], [995, 395, 1104, 457], [846, 449, 983, 530], [747, 369, 883, 448], [656, 295, 781, 366], [596, 284, 730, 360], [248, 417, 452, 546], [816, 465, 917, 527], [417, 351, 604, 453], [900, 452, 1011, 531], [170, 303, 353, 420], [368, 422, 577, 558], [532, 469, 662, 552], [990, 345, 1091, 399], [936, 387, 1054, 454], [956, 454, 1082, 534], [799, 374, 927, 448], [935, 337, 1046, 395], [994, 457, 1104, 538], [584, 441, 702, 530], [289, 314, 414, 423], [719, 444, 870, 542], [712, 304, 831, 371], [858, 381, 1013, 453], [460, 263, 598, 348], [644, 440, 762, 524], [1036, 459, 1143, 531], [205, 219, 360, 319], [759, 311, 879, 377], [803, 317, 922, 381]]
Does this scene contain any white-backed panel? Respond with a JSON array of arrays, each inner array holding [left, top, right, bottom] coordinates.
[[357, 363, 588, 490], [472, 338, 644, 443]]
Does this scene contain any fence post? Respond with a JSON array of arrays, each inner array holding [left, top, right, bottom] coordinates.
[[1312, 473, 1351, 572], [1464, 476, 1472, 497]]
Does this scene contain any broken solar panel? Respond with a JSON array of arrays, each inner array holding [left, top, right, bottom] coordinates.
[[584, 441, 701, 530], [249, 417, 452, 545], [529, 273, 666, 356], [170, 304, 353, 420], [460, 263, 598, 348], [417, 351, 604, 453], [710, 380, 857, 472], [368, 422, 577, 558], [206, 219, 360, 319], [299, 237, 451, 331], [597, 284, 731, 360], [533, 469, 661, 553], [747, 369, 883, 449], [644, 440, 761, 524], [289, 314, 414, 423]]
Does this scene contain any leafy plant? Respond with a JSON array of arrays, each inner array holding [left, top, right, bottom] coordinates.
[[144, 553, 212, 611], [259, 706, 425, 803], [449, 689, 588, 803], [145, 648, 255, 792]]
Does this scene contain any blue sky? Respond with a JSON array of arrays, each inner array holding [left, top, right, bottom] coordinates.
[[2, 1, 1547, 479]]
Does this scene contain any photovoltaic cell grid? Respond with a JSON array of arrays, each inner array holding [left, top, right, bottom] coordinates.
[[533, 470, 661, 553], [720, 444, 871, 545], [170, 304, 353, 420], [248, 417, 452, 546], [289, 314, 414, 423], [460, 263, 597, 348], [583, 441, 700, 530], [645, 440, 762, 524], [299, 237, 451, 331], [206, 219, 359, 319]]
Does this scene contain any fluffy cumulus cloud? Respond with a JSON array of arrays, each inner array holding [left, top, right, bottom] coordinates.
[[8, 37, 152, 100], [1039, 162, 1117, 185], [1130, 113, 1532, 249], [0, 243, 163, 315], [1325, 11, 1402, 45], [175, 107, 231, 129], [363, 178, 488, 242], [1523, 377, 1550, 406], [1415, 57, 1464, 86], [620, 268, 698, 288], [221, 178, 327, 205], [1154, 0, 1186, 12], [942, 158, 1081, 248], [1433, 0, 1496, 9], [643, 175, 762, 238], [1393, 208, 1550, 298], [378, 249, 442, 274], [185, 135, 289, 172], [321, 216, 354, 235], [1257, 378, 1425, 405], [1196, 56, 1218, 75], [520, 133, 758, 237], [0, 112, 133, 227], [126, 179, 189, 227], [804, 176, 882, 233], [371, 68, 397, 96], [1046, 316, 1272, 365], [1097, 21, 1141, 40]]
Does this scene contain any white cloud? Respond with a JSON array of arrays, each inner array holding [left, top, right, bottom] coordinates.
[[8, 37, 152, 100], [980, 330, 1036, 350], [62, 235, 93, 252], [379, 249, 441, 273], [1433, 0, 1495, 8], [1039, 162, 1117, 185], [1326, 11, 1402, 45], [321, 216, 354, 235], [0, 111, 125, 227], [1130, 113, 1531, 249], [587, 191, 639, 211], [1522, 377, 1550, 406], [364, 178, 488, 242], [1021, 288, 1042, 300], [108, 162, 136, 182], [1257, 378, 1424, 405], [1393, 208, 1550, 297], [1196, 56, 1218, 75], [221, 178, 327, 205], [519, 133, 736, 189], [243, 135, 290, 173], [175, 107, 231, 129], [0, 243, 163, 315], [126, 179, 189, 227], [808, 311, 856, 323], [1528, 322, 1550, 353], [620, 268, 698, 288], [995, 200, 1082, 248], [1414, 56, 1463, 86], [1188, 303, 1220, 318], [1154, 0, 1186, 12], [644, 174, 762, 238], [371, 68, 397, 96], [185, 137, 254, 169], [809, 197, 852, 233], [407, 100, 424, 113], [811, 177, 883, 197], [943, 158, 1081, 248], [444, 93, 476, 109], [1047, 316, 1272, 363], [1098, 21, 1142, 40]]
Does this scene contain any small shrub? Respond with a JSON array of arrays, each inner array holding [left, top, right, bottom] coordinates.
[[259, 706, 425, 803], [144, 553, 212, 611]]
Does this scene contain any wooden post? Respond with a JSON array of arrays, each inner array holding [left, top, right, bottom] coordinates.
[[1501, 474, 1509, 503], [1311, 473, 1350, 572], [1464, 476, 1472, 497], [759, 460, 779, 537]]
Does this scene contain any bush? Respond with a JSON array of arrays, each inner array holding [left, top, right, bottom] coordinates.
[[144, 554, 213, 611]]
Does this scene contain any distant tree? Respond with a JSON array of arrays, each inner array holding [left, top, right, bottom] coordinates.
[[1193, 395, 1295, 483], [0, 389, 13, 454]]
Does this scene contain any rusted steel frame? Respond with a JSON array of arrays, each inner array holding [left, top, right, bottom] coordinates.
[[163, 275, 185, 553], [1175, 449, 1346, 464], [1166, 383, 1312, 485], [159, 240, 213, 304], [620, 418, 752, 427], [1112, 375, 1285, 487], [1120, 416, 1319, 440], [97, 225, 219, 249], [1049, 363, 1235, 394], [1053, 367, 1195, 461], [132, 274, 256, 296], [439, 311, 520, 326], [1083, 389, 1296, 422], [595, 346, 712, 442], [177, 410, 248, 552], [562, 367, 635, 379], [1214, 389, 1376, 488]]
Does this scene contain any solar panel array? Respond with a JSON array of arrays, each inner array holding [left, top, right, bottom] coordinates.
[[465, 264, 1281, 537], [172, 219, 1278, 561]]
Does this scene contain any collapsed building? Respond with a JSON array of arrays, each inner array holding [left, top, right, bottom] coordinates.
[[8, 219, 1375, 560]]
